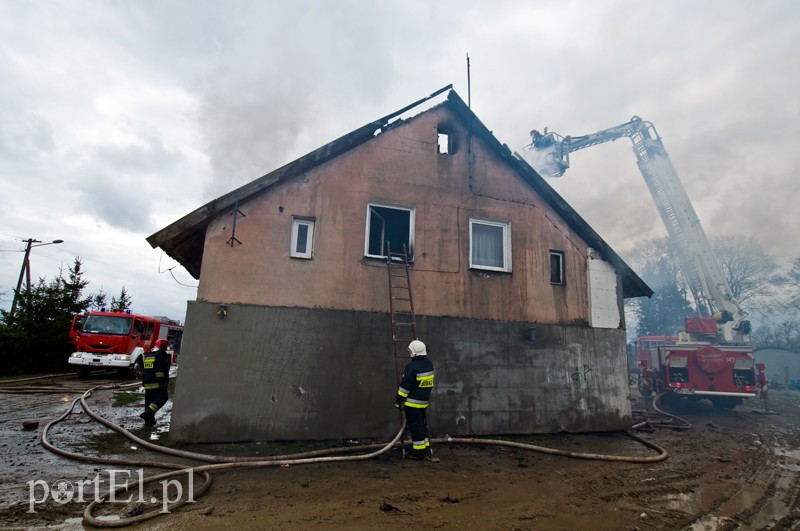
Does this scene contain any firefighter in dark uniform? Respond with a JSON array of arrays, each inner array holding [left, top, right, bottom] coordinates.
[[140, 339, 171, 426], [395, 339, 435, 460]]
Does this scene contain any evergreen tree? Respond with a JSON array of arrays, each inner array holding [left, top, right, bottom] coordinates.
[[624, 238, 695, 338], [62, 258, 94, 316], [110, 286, 132, 311], [633, 255, 695, 337], [92, 290, 108, 311], [0, 257, 98, 374]]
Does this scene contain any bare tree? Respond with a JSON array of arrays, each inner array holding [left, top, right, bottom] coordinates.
[[711, 235, 779, 316], [775, 257, 800, 313], [625, 235, 782, 338]]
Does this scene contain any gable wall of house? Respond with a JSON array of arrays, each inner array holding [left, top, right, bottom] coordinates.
[[167, 101, 632, 443], [196, 106, 594, 325]]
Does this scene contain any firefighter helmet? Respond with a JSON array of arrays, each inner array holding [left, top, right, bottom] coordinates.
[[154, 339, 170, 350], [408, 340, 427, 357]]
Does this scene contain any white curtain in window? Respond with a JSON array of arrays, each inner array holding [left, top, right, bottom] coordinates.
[[472, 223, 504, 268]]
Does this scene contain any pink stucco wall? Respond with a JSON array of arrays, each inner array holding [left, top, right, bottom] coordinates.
[[197, 106, 592, 325]]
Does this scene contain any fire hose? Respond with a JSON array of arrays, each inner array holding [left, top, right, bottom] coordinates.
[[638, 392, 693, 431], [38, 383, 669, 527]]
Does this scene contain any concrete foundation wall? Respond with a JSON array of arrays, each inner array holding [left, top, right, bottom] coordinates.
[[170, 301, 632, 443]]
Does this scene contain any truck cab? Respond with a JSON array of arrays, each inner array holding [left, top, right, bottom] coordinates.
[[68, 309, 182, 379]]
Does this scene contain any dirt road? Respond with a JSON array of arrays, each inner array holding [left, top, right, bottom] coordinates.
[[1, 373, 799, 530]]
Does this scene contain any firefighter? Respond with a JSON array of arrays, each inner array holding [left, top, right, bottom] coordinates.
[[395, 339, 435, 460], [140, 339, 171, 426]]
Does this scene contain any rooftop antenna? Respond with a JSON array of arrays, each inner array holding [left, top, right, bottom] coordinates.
[[466, 53, 471, 109], [466, 53, 473, 189]]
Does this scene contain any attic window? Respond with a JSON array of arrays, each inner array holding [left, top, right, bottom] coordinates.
[[365, 203, 414, 260], [438, 130, 451, 154], [290, 217, 315, 259], [550, 250, 565, 285]]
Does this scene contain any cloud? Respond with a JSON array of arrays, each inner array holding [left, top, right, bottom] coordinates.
[[1, 0, 799, 324]]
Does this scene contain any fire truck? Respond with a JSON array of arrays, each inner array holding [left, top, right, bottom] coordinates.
[[521, 117, 768, 409], [68, 309, 183, 379]]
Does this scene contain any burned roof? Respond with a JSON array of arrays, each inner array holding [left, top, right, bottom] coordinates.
[[147, 85, 651, 299]]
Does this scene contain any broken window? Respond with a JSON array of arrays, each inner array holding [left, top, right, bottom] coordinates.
[[365, 204, 414, 259], [550, 250, 565, 285], [290, 217, 315, 259], [438, 131, 451, 154], [469, 219, 511, 272]]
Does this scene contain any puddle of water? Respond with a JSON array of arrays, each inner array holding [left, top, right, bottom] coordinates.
[[663, 483, 766, 527], [717, 485, 763, 517], [663, 492, 700, 513], [660, 484, 729, 515], [774, 447, 800, 461]]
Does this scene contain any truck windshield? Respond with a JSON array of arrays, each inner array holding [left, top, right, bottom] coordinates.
[[82, 315, 133, 336]]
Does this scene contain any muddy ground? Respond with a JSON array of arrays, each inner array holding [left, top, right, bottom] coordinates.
[[1, 372, 799, 530]]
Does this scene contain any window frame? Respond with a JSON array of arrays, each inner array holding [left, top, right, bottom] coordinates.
[[469, 218, 512, 273], [549, 249, 565, 285], [290, 217, 315, 259], [364, 203, 415, 260]]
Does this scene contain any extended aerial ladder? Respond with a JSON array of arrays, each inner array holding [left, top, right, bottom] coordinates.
[[521, 117, 750, 342]]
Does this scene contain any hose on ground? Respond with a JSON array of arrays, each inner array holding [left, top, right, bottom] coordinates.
[[439, 431, 667, 463], [41, 384, 670, 527], [42, 384, 406, 527], [650, 392, 693, 430]]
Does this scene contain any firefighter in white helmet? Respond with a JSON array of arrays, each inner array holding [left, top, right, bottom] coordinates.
[[395, 339, 435, 460]]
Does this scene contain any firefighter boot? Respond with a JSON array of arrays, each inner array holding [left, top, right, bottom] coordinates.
[[405, 448, 427, 460], [140, 410, 156, 426]]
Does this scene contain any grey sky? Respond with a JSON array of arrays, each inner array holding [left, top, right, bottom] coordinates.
[[1, 0, 798, 322]]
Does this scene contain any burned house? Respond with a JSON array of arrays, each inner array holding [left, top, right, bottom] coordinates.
[[148, 86, 651, 443]]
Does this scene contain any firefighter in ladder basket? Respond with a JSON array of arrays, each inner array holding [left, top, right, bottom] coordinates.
[[395, 339, 435, 460]]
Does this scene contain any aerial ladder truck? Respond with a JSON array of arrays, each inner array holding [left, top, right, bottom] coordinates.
[[521, 117, 767, 409]]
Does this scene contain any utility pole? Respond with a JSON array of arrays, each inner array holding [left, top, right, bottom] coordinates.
[[8, 238, 63, 323]]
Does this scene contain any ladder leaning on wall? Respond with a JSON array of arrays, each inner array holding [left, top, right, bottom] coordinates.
[[386, 243, 418, 369], [386, 243, 418, 458], [386, 243, 437, 461]]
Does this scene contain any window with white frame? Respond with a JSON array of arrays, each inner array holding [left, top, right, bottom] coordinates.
[[290, 218, 315, 259], [469, 219, 512, 272], [365, 203, 414, 259], [549, 250, 565, 284]]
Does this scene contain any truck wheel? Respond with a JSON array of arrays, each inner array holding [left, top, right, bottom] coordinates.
[[129, 359, 144, 380], [77, 366, 91, 379]]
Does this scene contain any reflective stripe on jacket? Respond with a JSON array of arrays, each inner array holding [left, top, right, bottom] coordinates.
[[397, 356, 435, 408], [142, 348, 171, 390]]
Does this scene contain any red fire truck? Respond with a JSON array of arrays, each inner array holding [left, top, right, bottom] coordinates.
[[68, 309, 183, 379], [523, 117, 768, 409], [636, 335, 678, 370], [637, 320, 767, 409]]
